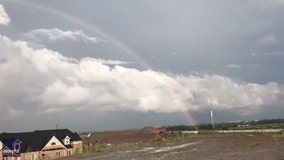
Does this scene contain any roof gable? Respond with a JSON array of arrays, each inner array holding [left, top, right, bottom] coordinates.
[[0, 129, 82, 152], [1, 138, 22, 157], [41, 136, 66, 151]]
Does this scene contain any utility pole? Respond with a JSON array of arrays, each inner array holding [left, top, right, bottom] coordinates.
[[210, 100, 215, 129], [210, 110, 215, 129]]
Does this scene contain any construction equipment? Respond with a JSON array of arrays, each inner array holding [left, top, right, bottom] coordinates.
[[154, 128, 167, 141]]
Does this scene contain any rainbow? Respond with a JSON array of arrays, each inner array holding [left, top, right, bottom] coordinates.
[[7, 0, 196, 126]]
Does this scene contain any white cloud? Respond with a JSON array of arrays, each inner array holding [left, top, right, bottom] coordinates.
[[1, 35, 284, 120], [176, 75, 284, 115], [23, 28, 102, 43], [257, 33, 282, 46], [225, 64, 242, 69], [0, 4, 10, 25], [91, 58, 130, 65], [251, 53, 257, 56], [40, 79, 91, 108]]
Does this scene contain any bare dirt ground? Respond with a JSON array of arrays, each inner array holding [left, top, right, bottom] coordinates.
[[63, 128, 284, 160]]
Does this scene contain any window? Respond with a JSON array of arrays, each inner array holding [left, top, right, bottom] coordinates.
[[64, 136, 70, 145], [42, 153, 49, 159], [56, 152, 60, 158], [67, 150, 71, 156], [65, 139, 70, 145], [13, 139, 22, 153], [51, 142, 56, 145], [14, 143, 20, 152], [3, 157, 8, 160]]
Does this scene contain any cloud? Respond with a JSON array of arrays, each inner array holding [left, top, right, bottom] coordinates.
[[249, 64, 261, 68], [23, 28, 102, 43], [225, 64, 242, 69], [263, 51, 284, 56], [257, 33, 282, 46], [1, 35, 284, 122], [176, 75, 284, 115], [40, 79, 91, 109], [91, 58, 130, 65], [0, 4, 10, 25], [263, 0, 284, 6]]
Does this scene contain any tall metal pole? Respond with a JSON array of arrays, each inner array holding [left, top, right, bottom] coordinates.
[[210, 100, 215, 129], [87, 133, 91, 151], [210, 110, 215, 129]]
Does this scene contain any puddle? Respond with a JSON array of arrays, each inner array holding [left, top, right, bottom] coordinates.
[[151, 142, 200, 153], [136, 147, 155, 152]]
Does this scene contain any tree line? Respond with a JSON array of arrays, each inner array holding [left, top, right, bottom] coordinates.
[[164, 119, 284, 131]]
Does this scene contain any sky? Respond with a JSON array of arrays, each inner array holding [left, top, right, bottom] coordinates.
[[0, 0, 284, 132]]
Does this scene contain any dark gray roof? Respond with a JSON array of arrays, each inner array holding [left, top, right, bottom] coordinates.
[[0, 129, 82, 152]]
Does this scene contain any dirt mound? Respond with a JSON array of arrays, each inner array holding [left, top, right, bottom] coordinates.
[[84, 129, 155, 145], [141, 126, 156, 133]]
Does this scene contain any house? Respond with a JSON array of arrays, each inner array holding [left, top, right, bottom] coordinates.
[[0, 129, 82, 160]]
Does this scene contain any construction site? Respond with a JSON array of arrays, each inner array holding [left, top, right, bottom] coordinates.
[[62, 127, 284, 160]]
